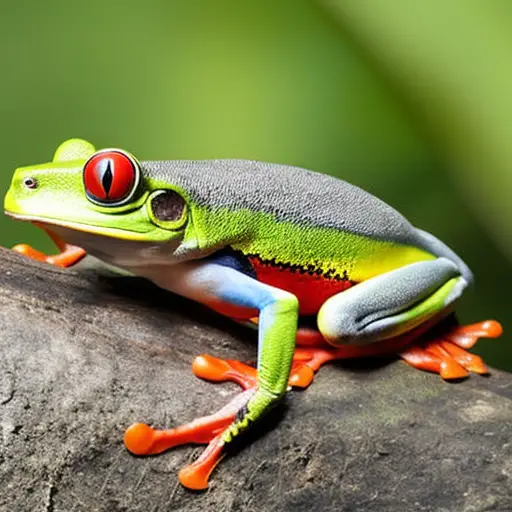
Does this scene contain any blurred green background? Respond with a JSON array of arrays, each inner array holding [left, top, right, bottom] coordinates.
[[0, 1, 510, 371]]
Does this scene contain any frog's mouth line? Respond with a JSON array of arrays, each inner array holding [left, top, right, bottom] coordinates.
[[4, 210, 150, 241]]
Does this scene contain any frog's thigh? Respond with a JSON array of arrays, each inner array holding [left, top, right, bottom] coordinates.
[[317, 257, 467, 346]]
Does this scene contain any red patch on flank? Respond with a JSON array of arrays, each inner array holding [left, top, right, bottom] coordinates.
[[248, 256, 354, 315]]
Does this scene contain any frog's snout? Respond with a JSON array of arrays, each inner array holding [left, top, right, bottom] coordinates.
[[4, 168, 42, 216]]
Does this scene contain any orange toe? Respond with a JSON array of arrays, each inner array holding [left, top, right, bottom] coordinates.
[[447, 320, 503, 348], [439, 358, 470, 380], [192, 354, 257, 390], [192, 354, 234, 382], [289, 365, 315, 388], [124, 423, 157, 455], [12, 244, 47, 262], [440, 341, 488, 375], [478, 320, 503, 338], [178, 436, 225, 490]]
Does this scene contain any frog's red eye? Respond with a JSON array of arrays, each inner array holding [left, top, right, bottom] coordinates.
[[83, 149, 140, 206]]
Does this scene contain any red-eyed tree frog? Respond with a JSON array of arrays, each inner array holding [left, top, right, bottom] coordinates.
[[3, 139, 503, 490]]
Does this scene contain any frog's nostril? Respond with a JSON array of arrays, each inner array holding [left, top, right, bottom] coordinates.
[[23, 177, 38, 189]]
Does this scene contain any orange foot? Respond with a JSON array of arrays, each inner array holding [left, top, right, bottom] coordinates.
[[125, 388, 255, 490], [12, 225, 85, 268], [123, 353, 316, 490], [399, 320, 502, 379]]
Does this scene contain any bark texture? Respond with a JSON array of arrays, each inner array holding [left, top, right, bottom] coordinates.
[[0, 248, 510, 512]]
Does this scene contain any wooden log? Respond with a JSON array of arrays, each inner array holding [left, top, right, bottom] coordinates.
[[0, 247, 510, 511]]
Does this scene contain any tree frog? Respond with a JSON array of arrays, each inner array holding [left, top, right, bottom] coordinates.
[[3, 139, 502, 490]]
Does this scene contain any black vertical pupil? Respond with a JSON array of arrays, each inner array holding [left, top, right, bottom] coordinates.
[[101, 159, 113, 195]]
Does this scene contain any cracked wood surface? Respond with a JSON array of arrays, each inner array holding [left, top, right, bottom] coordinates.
[[0, 247, 511, 512]]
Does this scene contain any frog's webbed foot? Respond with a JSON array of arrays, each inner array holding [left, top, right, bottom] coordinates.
[[12, 225, 86, 268], [124, 388, 255, 490], [123, 352, 313, 490], [290, 318, 503, 382], [399, 319, 502, 380]]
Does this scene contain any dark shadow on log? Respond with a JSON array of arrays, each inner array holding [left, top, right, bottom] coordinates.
[[0, 247, 511, 512]]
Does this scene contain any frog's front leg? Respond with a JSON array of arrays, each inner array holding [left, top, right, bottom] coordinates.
[[317, 257, 497, 379], [12, 224, 86, 267], [125, 260, 298, 489]]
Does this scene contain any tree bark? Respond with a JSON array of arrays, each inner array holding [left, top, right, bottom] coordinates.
[[0, 247, 510, 512]]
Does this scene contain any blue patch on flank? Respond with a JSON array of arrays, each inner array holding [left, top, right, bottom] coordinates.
[[206, 247, 256, 279]]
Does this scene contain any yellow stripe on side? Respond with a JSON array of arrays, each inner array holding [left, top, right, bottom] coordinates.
[[350, 244, 435, 282]]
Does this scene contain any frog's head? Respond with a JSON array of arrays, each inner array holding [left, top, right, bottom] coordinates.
[[4, 139, 192, 266]]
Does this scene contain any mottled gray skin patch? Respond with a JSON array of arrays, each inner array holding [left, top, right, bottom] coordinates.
[[142, 159, 473, 281], [144, 159, 417, 243]]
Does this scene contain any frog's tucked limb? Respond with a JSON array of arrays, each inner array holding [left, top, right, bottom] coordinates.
[[317, 257, 465, 345]]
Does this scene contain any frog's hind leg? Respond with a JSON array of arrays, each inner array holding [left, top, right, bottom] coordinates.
[[318, 257, 465, 345], [317, 257, 502, 379]]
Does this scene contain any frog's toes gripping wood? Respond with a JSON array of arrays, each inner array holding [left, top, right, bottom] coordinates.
[[124, 389, 255, 490], [12, 227, 86, 268], [399, 320, 502, 379], [12, 243, 86, 268]]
